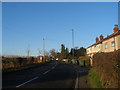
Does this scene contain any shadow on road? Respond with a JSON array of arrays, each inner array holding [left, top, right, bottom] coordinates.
[[2, 60, 90, 88]]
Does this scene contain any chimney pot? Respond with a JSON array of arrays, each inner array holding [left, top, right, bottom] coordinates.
[[96, 37, 99, 43], [113, 24, 119, 34], [100, 34, 104, 41]]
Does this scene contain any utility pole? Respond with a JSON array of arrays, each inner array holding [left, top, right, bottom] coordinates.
[[27, 44, 30, 57], [43, 38, 45, 61], [71, 29, 74, 60]]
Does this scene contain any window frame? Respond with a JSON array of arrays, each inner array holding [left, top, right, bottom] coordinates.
[[111, 41, 115, 47], [105, 42, 108, 49]]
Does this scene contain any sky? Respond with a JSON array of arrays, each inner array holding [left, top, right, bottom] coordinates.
[[2, 2, 118, 56], [0, 2, 1, 56]]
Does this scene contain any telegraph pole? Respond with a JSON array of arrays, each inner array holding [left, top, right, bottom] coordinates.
[[43, 38, 45, 61], [71, 29, 74, 60], [27, 44, 30, 57]]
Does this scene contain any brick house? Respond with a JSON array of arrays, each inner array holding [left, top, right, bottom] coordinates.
[[86, 25, 120, 66]]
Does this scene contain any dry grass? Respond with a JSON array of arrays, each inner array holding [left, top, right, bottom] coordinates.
[[2, 56, 36, 71]]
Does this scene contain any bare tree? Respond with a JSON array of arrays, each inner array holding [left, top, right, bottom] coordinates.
[[49, 49, 57, 59], [38, 48, 42, 56], [45, 51, 50, 57]]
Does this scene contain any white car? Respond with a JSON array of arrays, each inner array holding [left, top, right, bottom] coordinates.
[[56, 58, 58, 60]]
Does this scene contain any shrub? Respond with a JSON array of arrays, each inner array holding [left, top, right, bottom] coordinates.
[[92, 50, 120, 88], [2, 56, 35, 71]]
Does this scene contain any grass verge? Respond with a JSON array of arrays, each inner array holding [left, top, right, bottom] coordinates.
[[88, 68, 105, 88]]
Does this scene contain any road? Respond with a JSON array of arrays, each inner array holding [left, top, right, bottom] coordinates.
[[2, 60, 90, 89]]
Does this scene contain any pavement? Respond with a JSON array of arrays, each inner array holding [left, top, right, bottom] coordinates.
[[2, 60, 90, 89]]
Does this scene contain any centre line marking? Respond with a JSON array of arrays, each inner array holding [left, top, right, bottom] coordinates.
[[43, 70, 51, 74], [16, 61, 58, 88], [16, 76, 39, 88]]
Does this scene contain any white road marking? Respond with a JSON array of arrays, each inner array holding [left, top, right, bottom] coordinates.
[[51, 67, 55, 69], [75, 71, 79, 89], [16, 76, 39, 88], [16, 61, 58, 88], [43, 70, 51, 75], [51, 61, 57, 70], [74, 69, 88, 89]]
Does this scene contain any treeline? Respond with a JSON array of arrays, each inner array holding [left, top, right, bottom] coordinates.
[[2, 44, 87, 72], [50, 44, 86, 61]]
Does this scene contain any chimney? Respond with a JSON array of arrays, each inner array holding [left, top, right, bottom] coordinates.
[[96, 37, 99, 43], [100, 34, 104, 41], [113, 24, 119, 34]]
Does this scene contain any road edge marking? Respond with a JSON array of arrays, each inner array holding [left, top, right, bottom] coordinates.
[[75, 71, 79, 89]]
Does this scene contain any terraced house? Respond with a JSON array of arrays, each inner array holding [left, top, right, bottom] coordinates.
[[86, 25, 120, 66]]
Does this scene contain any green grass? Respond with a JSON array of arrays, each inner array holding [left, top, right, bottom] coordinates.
[[79, 60, 84, 66], [71, 60, 76, 64], [88, 68, 105, 88]]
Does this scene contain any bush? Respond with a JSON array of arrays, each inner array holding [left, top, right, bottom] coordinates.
[[2, 56, 35, 71], [92, 50, 120, 88]]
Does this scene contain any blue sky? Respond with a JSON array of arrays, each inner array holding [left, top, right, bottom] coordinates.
[[0, 2, 1, 56], [2, 2, 118, 56]]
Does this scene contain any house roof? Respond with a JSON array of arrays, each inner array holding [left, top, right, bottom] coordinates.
[[87, 30, 120, 49]]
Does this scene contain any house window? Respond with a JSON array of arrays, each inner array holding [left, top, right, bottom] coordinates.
[[111, 41, 115, 47], [94, 45, 96, 48], [87, 50, 89, 53], [105, 43, 108, 49], [98, 45, 100, 48]]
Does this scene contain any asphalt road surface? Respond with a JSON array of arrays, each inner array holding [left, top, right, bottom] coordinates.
[[2, 60, 90, 89]]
